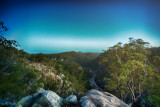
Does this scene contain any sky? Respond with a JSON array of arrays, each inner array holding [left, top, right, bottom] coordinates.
[[0, 0, 160, 53]]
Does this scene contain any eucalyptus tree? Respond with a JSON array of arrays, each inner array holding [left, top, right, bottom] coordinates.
[[101, 38, 157, 104]]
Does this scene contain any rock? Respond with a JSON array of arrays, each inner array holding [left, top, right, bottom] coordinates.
[[80, 89, 129, 107], [80, 96, 96, 107], [16, 91, 63, 107], [15, 89, 129, 107], [65, 95, 78, 104]]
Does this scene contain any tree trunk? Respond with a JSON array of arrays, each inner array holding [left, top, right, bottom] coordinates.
[[127, 81, 136, 104]]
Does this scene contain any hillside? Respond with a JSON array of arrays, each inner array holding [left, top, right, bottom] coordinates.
[[0, 46, 94, 103], [45, 51, 100, 66]]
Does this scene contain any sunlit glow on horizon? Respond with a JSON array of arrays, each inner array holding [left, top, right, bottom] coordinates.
[[18, 31, 160, 53]]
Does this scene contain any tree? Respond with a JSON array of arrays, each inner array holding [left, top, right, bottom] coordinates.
[[0, 22, 19, 74], [101, 38, 157, 105], [0, 22, 19, 48]]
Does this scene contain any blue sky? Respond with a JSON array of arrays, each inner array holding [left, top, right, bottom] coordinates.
[[1, 1, 160, 53]]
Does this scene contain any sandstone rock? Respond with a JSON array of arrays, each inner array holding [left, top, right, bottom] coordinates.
[[80, 89, 129, 107], [16, 91, 63, 107], [65, 95, 78, 104]]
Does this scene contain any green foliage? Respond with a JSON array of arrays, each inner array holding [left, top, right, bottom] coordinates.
[[0, 58, 44, 100], [144, 73, 160, 106], [100, 38, 160, 105], [44, 75, 60, 91], [72, 71, 87, 93]]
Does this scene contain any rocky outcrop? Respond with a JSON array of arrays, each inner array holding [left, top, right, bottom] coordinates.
[[16, 91, 63, 107], [14, 89, 129, 107], [80, 89, 129, 107]]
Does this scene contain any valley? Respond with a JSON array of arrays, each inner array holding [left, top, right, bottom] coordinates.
[[0, 23, 160, 106]]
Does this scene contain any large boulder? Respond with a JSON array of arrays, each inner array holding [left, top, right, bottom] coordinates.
[[16, 91, 63, 107], [65, 95, 78, 104], [80, 89, 129, 107]]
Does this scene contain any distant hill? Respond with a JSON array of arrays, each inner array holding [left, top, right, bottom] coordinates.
[[45, 51, 101, 65]]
